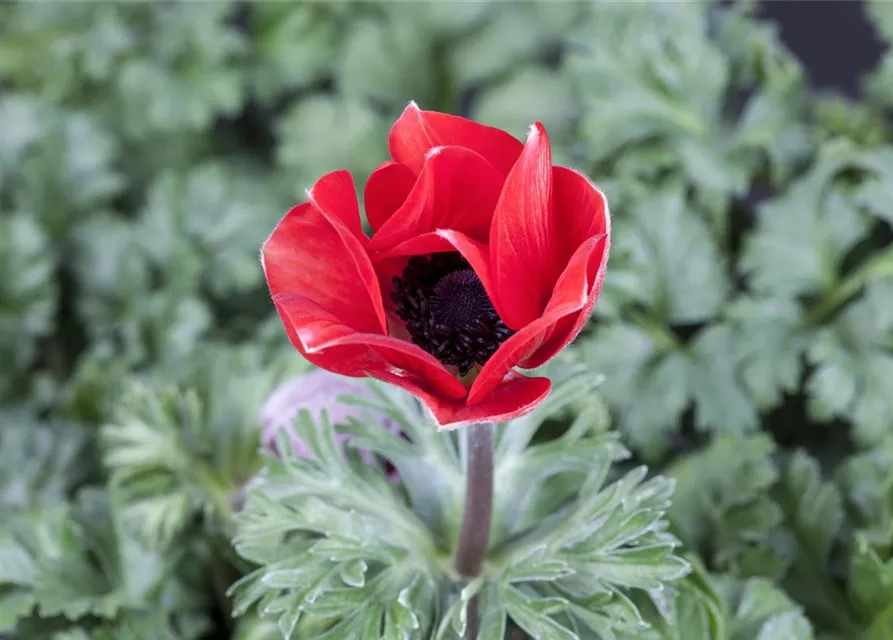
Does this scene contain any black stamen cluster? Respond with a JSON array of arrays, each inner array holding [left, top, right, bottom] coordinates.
[[391, 253, 514, 376]]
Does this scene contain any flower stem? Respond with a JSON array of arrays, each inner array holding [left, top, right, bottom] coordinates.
[[455, 422, 494, 639]]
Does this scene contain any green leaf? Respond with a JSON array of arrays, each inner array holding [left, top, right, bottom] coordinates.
[[502, 586, 577, 640], [567, 3, 809, 214], [600, 185, 729, 324], [624, 555, 726, 640], [0, 213, 57, 398], [738, 145, 893, 432], [338, 383, 464, 547], [686, 325, 759, 438], [773, 452, 859, 636], [0, 94, 43, 170], [668, 435, 784, 575], [247, 4, 342, 100], [806, 281, 893, 445], [579, 323, 687, 460], [0, 415, 88, 510], [0, 490, 209, 634], [582, 321, 756, 460], [849, 534, 893, 623], [472, 66, 577, 143], [137, 163, 288, 298], [276, 96, 388, 201], [503, 546, 573, 584], [230, 394, 444, 639], [102, 345, 276, 548], [476, 588, 506, 640], [835, 440, 893, 544], [740, 144, 873, 299], [493, 461, 687, 635], [449, 2, 581, 88], [9, 108, 123, 240], [339, 560, 367, 589], [814, 96, 889, 148], [716, 576, 813, 640], [727, 295, 807, 410], [112, 4, 246, 138], [337, 10, 437, 109], [867, 0, 893, 42], [755, 612, 813, 640]]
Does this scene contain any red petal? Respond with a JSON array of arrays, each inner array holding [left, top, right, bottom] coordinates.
[[517, 172, 611, 368], [383, 370, 550, 430], [364, 161, 416, 233], [520, 232, 610, 369], [262, 201, 386, 334], [552, 167, 610, 264], [367, 146, 502, 253], [389, 102, 523, 176], [467, 236, 608, 405], [489, 122, 559, 330], [466, 308, 570, 406], [306, 170, 366, 244], [274, 293, 467, 401]]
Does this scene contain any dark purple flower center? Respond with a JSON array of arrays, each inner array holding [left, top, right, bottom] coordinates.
[[391, 253, 514, 376]]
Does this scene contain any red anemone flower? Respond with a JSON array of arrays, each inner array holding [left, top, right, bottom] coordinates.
[[262, 103, 610, 429]]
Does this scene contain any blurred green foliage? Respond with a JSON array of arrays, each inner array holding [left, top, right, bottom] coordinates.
[[3, 1, 893, 638]]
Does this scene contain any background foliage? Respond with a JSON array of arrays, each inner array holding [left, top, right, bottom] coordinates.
[[2, 1, 893, 638]]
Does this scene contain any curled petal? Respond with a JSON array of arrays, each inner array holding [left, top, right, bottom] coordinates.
[[368, 146, 502, 253], [274, 294, 468, 402], [468, 235, 608, 404], [389, 101, 523, 176], [379, 370, 551, 430], [262, 201, 386, 334], [306, 170, 366, 244], [489, 123, 560, 330], [364, 161, 416, 233], [517, 171, 610, 368], [376, 229, 493, 295], [520, 232, 610, 369], [552, 166, 610, 263]]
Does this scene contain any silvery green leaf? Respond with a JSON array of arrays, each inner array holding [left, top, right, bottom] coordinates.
[[668, 435, 783, 574], [277, 96, 388, 201], [755, 611, 813, 640], [727, 295, 807, 410], [449, 2, 581, 88], [248, 4, 340, 100], [102, 346, 277, 548], [714, 577, 812, 640], [778, 452, 843, 568], [629, 186, 729, 323], [847, 534, 893, 624], [502, 586, 577, 640], [805, 280, 893, 446], [472, 66, 577, 142], [504, 546, 574, 584], [338, 11, 437, 109], [476, 588, 506, 640], [623, 555, 726, 640], [0, 415, 87, 510], [0, 213, 57, 397]]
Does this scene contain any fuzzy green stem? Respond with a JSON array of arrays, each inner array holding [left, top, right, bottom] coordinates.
[[805, 245, 893, 326], [455, 422, 494, 639]]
